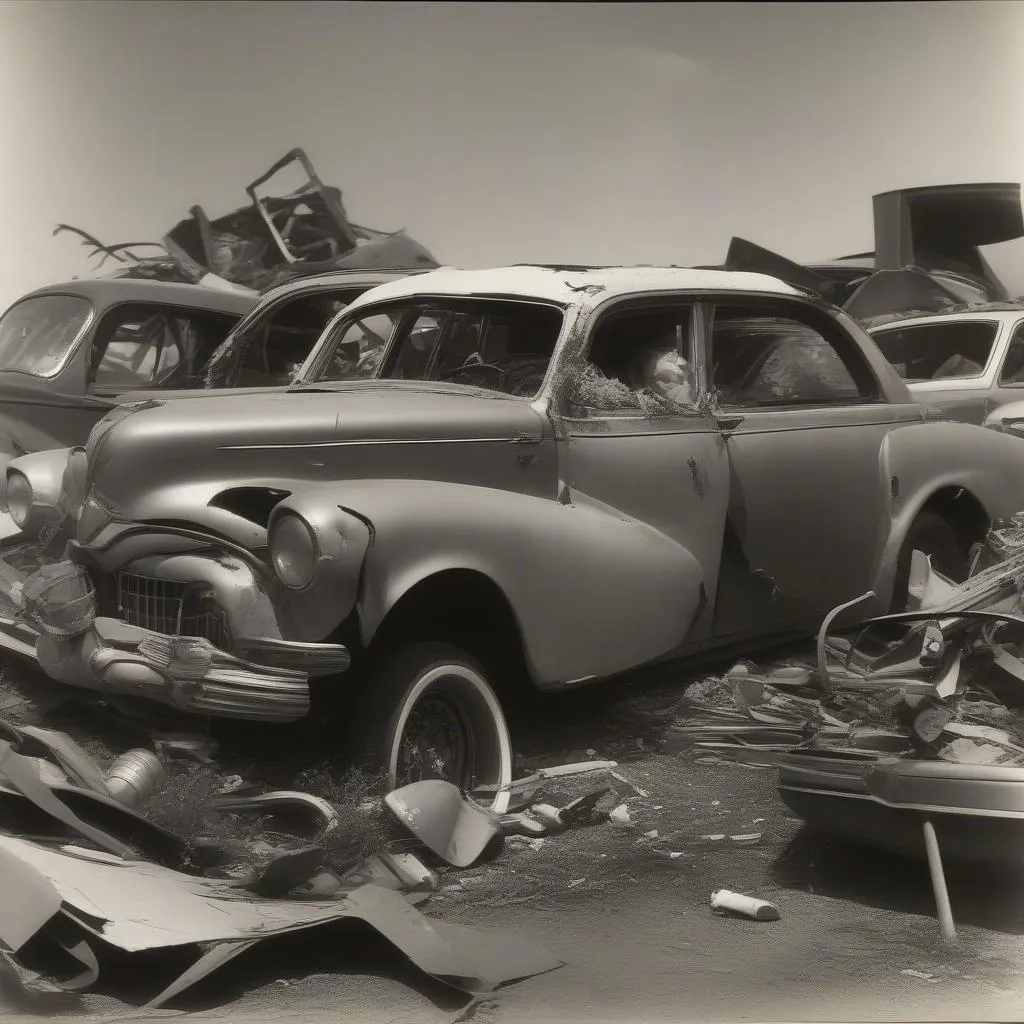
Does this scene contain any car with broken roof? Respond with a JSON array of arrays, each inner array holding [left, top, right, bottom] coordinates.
[[864, 303, 1024, 424], [3, 264, 1024, 808]]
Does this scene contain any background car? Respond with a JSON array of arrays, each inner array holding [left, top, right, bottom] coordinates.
[[867, 303, 1024, 423]]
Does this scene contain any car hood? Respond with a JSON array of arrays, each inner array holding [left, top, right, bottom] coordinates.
[[85, 381, 550, 517]]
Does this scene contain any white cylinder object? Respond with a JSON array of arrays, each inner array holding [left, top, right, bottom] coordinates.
[[710, 889, 780, 921]]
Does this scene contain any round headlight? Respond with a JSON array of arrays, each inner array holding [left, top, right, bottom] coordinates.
[[6, 472, 32, 529], [270, 513, 319, 589]]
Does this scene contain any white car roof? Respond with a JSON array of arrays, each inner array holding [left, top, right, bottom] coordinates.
[[340, 264, 803, 316], [869, 307, 1024, 331]]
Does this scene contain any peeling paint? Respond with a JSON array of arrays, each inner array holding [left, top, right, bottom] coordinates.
[[687, 457, 705, 500], [750, 568, 779, 600]]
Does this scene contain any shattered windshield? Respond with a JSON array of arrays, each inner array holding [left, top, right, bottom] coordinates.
[[309, 300, 564, 397], [0, 294, 92, 377], [870, 320, 997, 382]]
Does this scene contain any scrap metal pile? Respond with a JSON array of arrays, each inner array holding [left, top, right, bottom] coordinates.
[[0, 711, 598, 1012], [56, 147, 438, 295], [0, 693, 646, 1012], [673, 513, 1024, 768]]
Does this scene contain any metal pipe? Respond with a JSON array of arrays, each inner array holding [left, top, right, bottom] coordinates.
[[921, 816, 958, 946]]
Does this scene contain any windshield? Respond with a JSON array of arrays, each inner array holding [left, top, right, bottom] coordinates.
[[871, 320, 997, 381], [310, 299, 564, 398], [0, 294, 92, 377]]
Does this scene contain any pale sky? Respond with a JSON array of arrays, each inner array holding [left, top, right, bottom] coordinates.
[[2, 0, 1024, 309]]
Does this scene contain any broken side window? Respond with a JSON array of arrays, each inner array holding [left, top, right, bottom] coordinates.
[[711, 307, 875, 409], [565, 306, 697, 417], [871, 320, 997, 382], [316, 311, 404, 381], [208, 288, 364, 389], [381, 301, 562, 398], [88, 306, 238, 391], [0, 294, 92, 378]]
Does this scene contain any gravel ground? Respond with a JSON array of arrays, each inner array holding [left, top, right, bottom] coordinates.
[[2, 649, 1024, 1024]]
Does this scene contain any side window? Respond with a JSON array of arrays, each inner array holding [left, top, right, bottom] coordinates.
[[999, 323, 1024, 386], [711, 307, 874, 409], [565, 307, 696, 418], [317, 312, 404, 381], [90, 307, 238, 390], [872, 321, 997, 382], [235, 290, 361, 387]]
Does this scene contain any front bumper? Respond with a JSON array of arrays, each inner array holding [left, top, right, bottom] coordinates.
[[0, 544, 350, 723]]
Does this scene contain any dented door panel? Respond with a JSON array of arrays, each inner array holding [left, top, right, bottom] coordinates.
[[712, 404, 919, 638], [559, 414, 730, 645]]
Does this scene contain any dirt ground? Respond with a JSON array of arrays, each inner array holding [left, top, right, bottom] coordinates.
[[4, 650, 1024, 1024]]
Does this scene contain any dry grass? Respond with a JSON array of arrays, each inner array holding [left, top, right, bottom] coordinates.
[[143, 760, 392, 874]]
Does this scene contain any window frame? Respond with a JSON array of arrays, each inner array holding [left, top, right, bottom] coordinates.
[[87, 303, 239, 394], [0, 292, 95, 380], [707, 296, 882, 412], [997, 319, 1024, 388], [870, 318, 1000, 385], [304, 295, 566, 399]]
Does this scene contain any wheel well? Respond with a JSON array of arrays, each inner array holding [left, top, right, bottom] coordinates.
[[918, 486, 989, 554], [368, 569, 532, 694], [209, 487, 291, 527]]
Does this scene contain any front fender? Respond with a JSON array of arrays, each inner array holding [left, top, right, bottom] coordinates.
[[310, 479, 705, 687], [267, 491, 373, 641], [873, 421, 1024, 598]]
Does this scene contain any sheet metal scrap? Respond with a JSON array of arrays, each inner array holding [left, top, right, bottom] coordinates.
[[0, 836, 561, 1009], [162, 148, 439, 292], [672, 511, 1024, 767]]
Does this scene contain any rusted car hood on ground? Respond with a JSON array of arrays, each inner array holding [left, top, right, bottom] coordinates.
[[85, 383, 552, 521]]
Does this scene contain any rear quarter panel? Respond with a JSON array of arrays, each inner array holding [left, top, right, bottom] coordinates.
[[872, 420, 1024, 598]]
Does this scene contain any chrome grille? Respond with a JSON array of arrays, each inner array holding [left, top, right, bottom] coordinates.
[[116, 572, 230, 650]]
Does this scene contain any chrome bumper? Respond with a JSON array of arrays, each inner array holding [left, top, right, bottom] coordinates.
[[0, 548, 350, 724]]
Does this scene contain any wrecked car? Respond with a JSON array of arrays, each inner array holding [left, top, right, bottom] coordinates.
[[0, 277, 254, 453], [866, 303, 1024, 423], [0, 269, 425, 469], [4, 265, 1024, 806]]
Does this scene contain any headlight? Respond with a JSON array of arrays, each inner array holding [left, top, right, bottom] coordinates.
[[269, 513, 319, 589], [6, 472, 32, 529]]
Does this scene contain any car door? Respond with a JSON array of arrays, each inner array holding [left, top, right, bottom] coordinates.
[[707, 296, 923, 640], [555, 298, 730, 646]]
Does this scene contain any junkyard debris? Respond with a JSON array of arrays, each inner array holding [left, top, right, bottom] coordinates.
[[710, 889, 781, 922]]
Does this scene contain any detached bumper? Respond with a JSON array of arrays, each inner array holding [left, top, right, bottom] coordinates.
[[0, 550, 350, 724]]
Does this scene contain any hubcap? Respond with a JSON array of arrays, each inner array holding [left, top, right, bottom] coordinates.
[[397, 689, 472, 788]]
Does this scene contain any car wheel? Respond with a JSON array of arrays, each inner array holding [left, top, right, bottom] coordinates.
[[890, 510, 969, 612], [352, 642, 513, 813]]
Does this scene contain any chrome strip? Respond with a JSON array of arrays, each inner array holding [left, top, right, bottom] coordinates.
[[216, 436, 535, 451]]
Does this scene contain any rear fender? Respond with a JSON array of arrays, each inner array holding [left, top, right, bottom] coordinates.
[[874, 422, 1024, 596]]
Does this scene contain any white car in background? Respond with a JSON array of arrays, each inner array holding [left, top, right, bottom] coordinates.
[[868, 303, 1024, 424]]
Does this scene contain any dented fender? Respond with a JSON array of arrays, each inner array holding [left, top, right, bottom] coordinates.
[[266, 491, 373, 641], [302, 479, 704, 688], [874, 421, 1024, 598]]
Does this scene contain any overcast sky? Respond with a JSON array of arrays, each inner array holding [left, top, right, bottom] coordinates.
[[1, 0, 1023, 308]]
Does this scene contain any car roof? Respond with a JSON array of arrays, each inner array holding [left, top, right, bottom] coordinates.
[[256, 267, 434, 302], [14, 276, 258, 316], [340, 264, 804, 316]]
